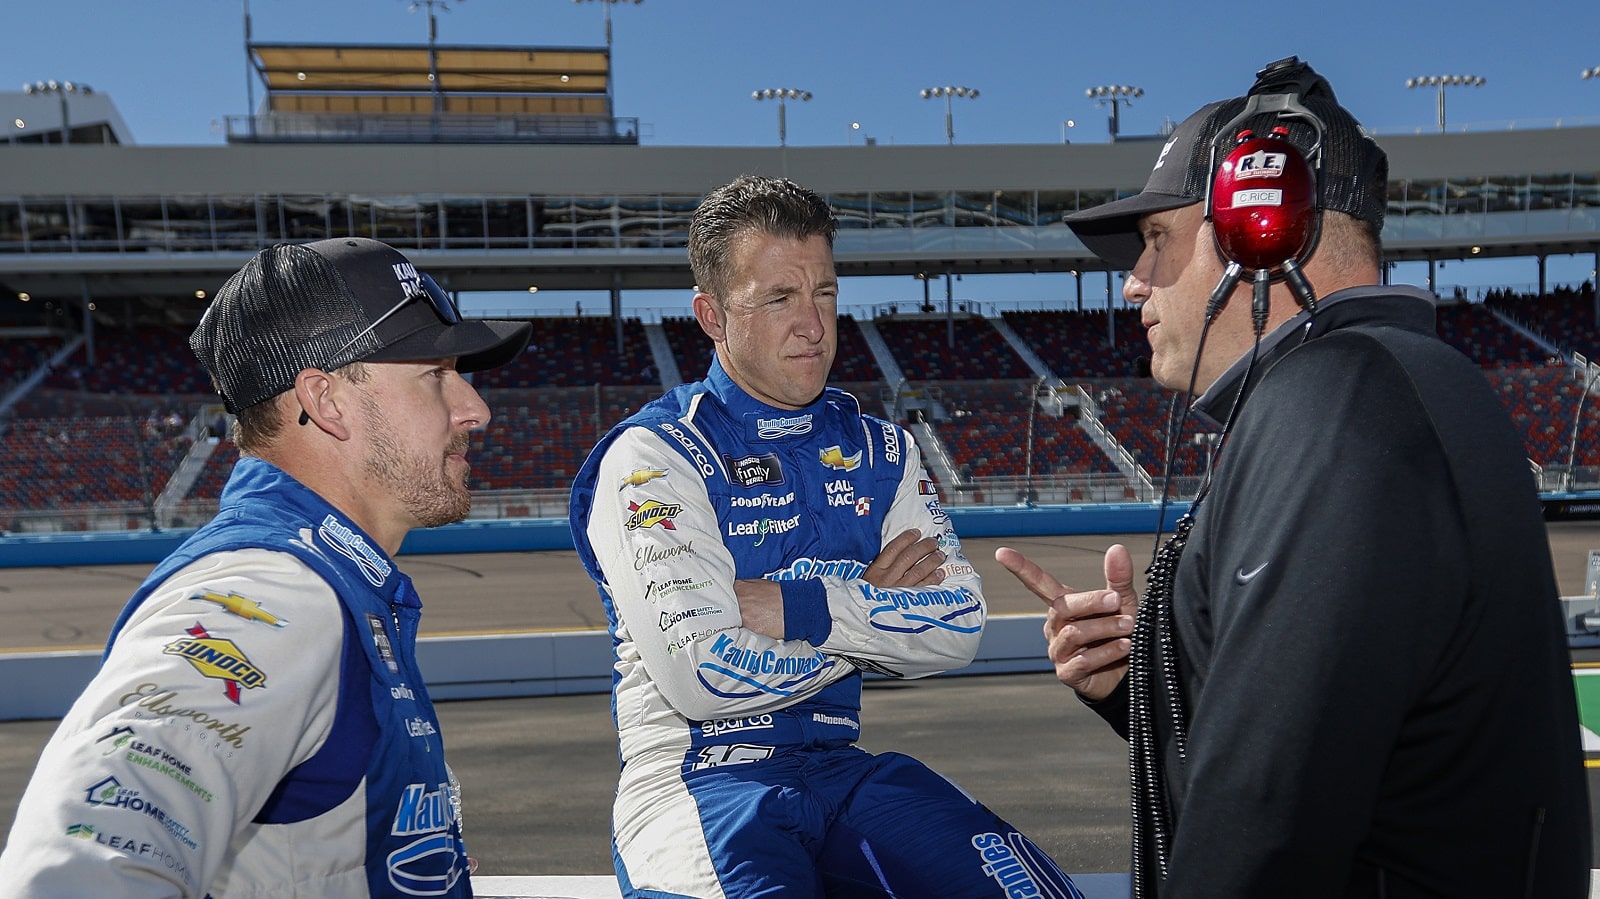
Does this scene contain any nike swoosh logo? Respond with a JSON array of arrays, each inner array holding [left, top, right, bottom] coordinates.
[[1235, 562, 1269, 584]]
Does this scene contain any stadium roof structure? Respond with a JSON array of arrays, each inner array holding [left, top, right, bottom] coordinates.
[[0, 127, 1595, 303], [250, 43, 609, 102], [236, 42, 633, 145]]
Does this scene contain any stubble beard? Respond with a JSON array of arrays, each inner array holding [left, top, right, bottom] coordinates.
[[360, 395, 472, 529]]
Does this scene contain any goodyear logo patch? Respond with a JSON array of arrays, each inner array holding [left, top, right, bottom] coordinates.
[[192, 591, 287, 628], [625, 499, 682, 531], [819, 445, 861, 471], [162, 623, 266, 704], [620, 468, 667, 490]]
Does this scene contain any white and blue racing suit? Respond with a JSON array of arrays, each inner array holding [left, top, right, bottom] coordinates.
[[570, 358, 1080, 899], [0, 457, 471, 898]]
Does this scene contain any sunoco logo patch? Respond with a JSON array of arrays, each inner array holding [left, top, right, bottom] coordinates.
[[625, 499, 682, 530], [163, 623, 266, 704]]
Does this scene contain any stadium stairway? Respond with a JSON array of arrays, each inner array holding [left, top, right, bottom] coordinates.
[[641, 321, 683, 388], [157, 435, 219, 513], [1076, 388, 1155, 487], [853, 319, 907, 385], [989, 315, 1054, 381], [908, 418, 964, 486], [0, 332, 85, 420]]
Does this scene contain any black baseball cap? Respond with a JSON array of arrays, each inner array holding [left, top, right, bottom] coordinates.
[[1066, 58, 1388, 270], [190, 237, 532, 412]]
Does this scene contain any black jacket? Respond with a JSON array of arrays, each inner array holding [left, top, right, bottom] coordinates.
[[1104, 286, 1590, 897]]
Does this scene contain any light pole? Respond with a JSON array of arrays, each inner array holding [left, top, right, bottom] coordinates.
[[1060, 119, 1075, 143], [847, 121, 861, 145], [1085, 85, 1142, 140], [574, 0, 641, 105], [1404, 74, 1484, 133], [920, 86, 978, 145], [23, 80, 92, 144], [752, 88, 810, 146], [406, 0, 462, 132]]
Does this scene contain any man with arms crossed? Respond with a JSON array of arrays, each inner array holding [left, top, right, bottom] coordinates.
[[571, 175, 1079, 898]]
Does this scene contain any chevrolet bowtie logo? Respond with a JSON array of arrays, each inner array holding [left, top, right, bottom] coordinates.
[[193, 592, 287, 628], [620, 468, 667, 490], [819, 446, 862, 471]]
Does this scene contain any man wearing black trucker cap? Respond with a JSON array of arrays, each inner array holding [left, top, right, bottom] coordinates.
[[0, 237, 531, 897], [996, 59, 1590, 896]]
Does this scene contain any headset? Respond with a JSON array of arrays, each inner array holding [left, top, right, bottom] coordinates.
[[1201, 57, 1329, 335]]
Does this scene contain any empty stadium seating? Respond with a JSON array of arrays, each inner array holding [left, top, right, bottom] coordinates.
[[473, 317, 657, 388], [1003, 309, 1148, 379], [6, 292, 1600, 527], [1433, 302, 1549, 366], [875, 315, 1030, 381], [0, 415, 191, 519], [1485, 286, 1600, 361], [926, 381, 1118, 479]]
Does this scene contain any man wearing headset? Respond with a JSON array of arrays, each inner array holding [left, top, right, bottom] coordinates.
[[997, 59, 1590, 896]]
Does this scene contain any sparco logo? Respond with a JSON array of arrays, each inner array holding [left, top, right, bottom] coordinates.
[[659, 422, 715, 477], [879, 422, 901, 464], [701, 714, 774, 737], [755, 414, 812, 439]]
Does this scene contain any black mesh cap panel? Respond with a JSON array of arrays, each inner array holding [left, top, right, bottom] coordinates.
[[190, 238, 532, 412]]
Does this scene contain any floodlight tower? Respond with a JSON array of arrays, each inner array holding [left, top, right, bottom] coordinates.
[[1405, 74, 1485, 133], [920, 85, 979, 145], [574, 0, 643, 105], [1086, 85, 1143, 140], [752, 88, 811, 146], [23, 80, 92, 144]]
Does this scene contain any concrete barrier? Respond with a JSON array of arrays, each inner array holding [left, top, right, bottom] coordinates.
[[0, 613, 1056, 721], [0, 503, 1190, 568]]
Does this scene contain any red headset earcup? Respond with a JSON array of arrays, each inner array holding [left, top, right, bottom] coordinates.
[[1210, 130, 1317, 272]]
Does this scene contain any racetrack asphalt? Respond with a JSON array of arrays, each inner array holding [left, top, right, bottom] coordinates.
[[1, 524, 1597, 876]]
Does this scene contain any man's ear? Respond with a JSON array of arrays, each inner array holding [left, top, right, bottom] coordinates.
[[292, 368, 352, 440], [692, 292, 726, 344]]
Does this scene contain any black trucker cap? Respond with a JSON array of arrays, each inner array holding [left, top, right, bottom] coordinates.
[[190, 237, 532, 412]]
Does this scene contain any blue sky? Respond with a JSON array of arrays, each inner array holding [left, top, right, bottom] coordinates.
[[5, 0, 1599, 308]]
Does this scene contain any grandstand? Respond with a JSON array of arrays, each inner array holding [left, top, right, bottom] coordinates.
[[2, 294, 1598, 533], [1, 62, 1598, 533]]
